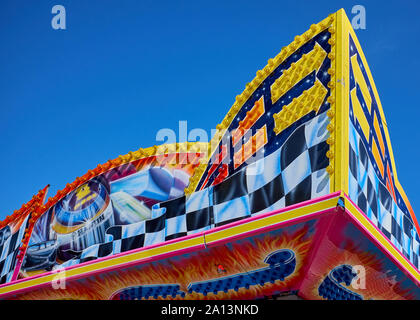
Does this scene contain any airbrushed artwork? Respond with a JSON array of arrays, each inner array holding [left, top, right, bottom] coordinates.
[[0, 214, 31, 284], [21, 155, 198, 275], [0, 9, 419, 300]]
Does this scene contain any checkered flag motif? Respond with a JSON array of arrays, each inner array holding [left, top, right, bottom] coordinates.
[[59, 112, 331, 267], [59, 216, 166, 268], [349, 121, 420, 269], [0, 215, 30, 284], [162, 111, 330, 236]]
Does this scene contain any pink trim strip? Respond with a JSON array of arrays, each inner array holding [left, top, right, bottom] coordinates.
[[204, 208, 337, 248], [10, 261, 23, 283], [2, 191, 419, 298], [0, 192, 341, 298], [205, 191, 341, 238]]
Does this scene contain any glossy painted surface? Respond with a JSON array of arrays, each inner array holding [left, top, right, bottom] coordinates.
[[0, 9, 419, 300], [6, 196, 420, 300]]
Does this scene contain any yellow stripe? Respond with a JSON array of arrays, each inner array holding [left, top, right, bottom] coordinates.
[[273, 80, 328, 135], [0, 236, 204, 296], [346, 200, 420, 282], [351, 88, 370, 140], [333, 9, 349, 194], [350, 54, 372, 113], [206, 197, 338, 244]]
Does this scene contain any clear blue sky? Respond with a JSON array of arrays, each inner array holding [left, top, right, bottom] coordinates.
[[1, 0, 419, 221]]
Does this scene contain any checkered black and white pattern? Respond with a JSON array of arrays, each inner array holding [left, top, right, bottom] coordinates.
[[59, 217, 165, 268], [349, 121, 420, 269], [163, 111, 330, 231], [59, 112, 331, 267], [0, 215, 30, 284]]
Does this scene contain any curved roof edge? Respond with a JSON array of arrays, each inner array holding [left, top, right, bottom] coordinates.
[[3, 142, 209, 226], [184, 13, 336, 194]]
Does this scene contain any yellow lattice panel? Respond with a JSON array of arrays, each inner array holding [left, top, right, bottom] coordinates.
[[271, 43, 327, 104], [273, 80, 328, 134], [351, 54, 372, 113]]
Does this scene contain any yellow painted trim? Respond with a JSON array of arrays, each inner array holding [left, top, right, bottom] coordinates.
[[324, 17, 336, 189], [346, 198, 420, 283], [0, 235, 205, 296], [373, 114, 385, 156], [4, 193, 418, 296], [340, 11, 420, 234], [206, 196, 339, 244], [371, 136, 385, 177], [186, 13, 337, 194], [333, 8, 350, 195]]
